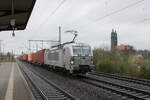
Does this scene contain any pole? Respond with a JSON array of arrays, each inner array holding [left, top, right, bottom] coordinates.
[[29, 40, 31, 53], [11, 0, 15, 37], [59, 26, 61, 45], [0, 40, 1, 53], [36, 43, 38, 52], [11, 50, 13, 61], [41, 40, 43, 49], [0, 40, 1, 63], [3, 43, 4, 54]]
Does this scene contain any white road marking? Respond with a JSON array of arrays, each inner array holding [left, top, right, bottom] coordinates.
[[5, 63, 14, 100]]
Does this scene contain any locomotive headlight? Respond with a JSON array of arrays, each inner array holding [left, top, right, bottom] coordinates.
[[91, 61, 93, 64], [91, 57, 93, 64], [70, 57, 74, 64], [70, 60, 74, 64]]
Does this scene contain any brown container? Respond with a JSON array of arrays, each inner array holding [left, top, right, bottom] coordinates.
[[23, 54, 28, 61], [28, 53, 35, 62], [34, 49, 46, 64], [32, 53, 36, 63], [19, 55, 23, 60]]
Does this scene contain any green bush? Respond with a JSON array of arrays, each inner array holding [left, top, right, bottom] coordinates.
[[139, 60, 150, 79], [93, 48, 150, 79]]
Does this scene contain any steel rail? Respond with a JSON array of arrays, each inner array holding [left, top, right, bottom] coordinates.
[[18, 62, 49, 100], [79, 75, 150, 100], [17, 60, 76, 100], [19, 63, 48, 100], [88, 72, 150, 87], [30, 67, 77, 100]]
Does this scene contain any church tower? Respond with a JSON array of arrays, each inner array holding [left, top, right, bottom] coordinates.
[[111, 29, 118, 50]]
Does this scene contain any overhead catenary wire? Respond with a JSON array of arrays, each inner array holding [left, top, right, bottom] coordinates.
[[37, 0, 67, 28], [32, 0, 67, 37], [28, 0, 67, 40], [32, 0, 144, 32], [30, 0, 145, 40], [72, 0, 145, 30], [45, 0, 67, 21], [137, 18, 150, 23], [94, 0, 144, 22]]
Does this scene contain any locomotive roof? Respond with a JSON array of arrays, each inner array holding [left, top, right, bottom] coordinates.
[[48, 43, 90, 51], [64, 43, 90, 47]]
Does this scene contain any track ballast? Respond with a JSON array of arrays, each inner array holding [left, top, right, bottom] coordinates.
[[89, 72, 150, 87], [78, 73, 150, 100], [17, 61, 76, 100], [17, 60, 150, 100]]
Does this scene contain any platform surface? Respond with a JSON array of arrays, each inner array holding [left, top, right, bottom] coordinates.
[[0, 62, 35, 100]]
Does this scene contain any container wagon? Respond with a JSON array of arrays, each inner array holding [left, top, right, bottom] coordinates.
[[22, 54, 28, 61], [34, 49, 46, 65], [27, 53, 35, 63]]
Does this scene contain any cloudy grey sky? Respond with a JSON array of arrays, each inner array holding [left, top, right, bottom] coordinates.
[[0, 0, 150, 54]]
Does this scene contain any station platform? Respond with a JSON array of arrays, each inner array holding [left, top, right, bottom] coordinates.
[[0, 62, 35, 100]]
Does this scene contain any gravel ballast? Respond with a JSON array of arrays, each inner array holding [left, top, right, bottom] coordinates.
[[20, 62, 123, 100]]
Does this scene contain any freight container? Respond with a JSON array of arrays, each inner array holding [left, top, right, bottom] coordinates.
[[28, 53, 35, 63], [32, 53, 36, 63], [22, 54, 28, 61], [34, 49, 46, 65], [19, 55, 23, 60]]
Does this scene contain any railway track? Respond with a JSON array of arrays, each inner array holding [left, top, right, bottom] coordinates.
[[79, 74, 150, 100], [17, 61, 76, 100], [88, 72, 150, 87], [18, 60, 150, 100]]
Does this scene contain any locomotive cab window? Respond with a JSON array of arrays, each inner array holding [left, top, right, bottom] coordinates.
[[82, 46, 91, 56], [72, 46, 82, 56], [72, 46, 91, 56]]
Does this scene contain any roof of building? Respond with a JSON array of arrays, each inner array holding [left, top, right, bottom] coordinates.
[[0, 0, 36, 31], [115, 44, 133, 50]]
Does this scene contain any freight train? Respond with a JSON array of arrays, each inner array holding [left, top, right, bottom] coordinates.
[[19, 42, 95, 74]]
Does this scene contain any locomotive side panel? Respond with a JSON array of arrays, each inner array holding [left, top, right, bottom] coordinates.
[[63, 47, 72, 70], [44, 49, 64, 68]]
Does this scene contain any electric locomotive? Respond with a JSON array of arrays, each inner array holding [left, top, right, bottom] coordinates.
[[44, 43, 95, 74]]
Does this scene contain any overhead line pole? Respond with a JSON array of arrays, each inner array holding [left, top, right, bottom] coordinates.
[[41, 40, 43, 49], [0, 40, 2, 63], [28, 40, 31, 52], [59, 26, 61, 45], [0, 40, 3, 54], [0, 40, 1, 53]]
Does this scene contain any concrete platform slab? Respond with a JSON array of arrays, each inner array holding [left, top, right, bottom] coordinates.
[[0, 62, 35, 100], [0, 62, 12, 100]]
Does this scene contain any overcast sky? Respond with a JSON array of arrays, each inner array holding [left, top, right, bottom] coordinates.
[[0, 0, 150, 54]]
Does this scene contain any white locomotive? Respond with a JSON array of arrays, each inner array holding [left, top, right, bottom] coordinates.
[[44, 42, 95, 74]]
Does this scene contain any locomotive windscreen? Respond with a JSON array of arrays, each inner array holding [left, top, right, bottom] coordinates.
[[73, 46, 91, 56]]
